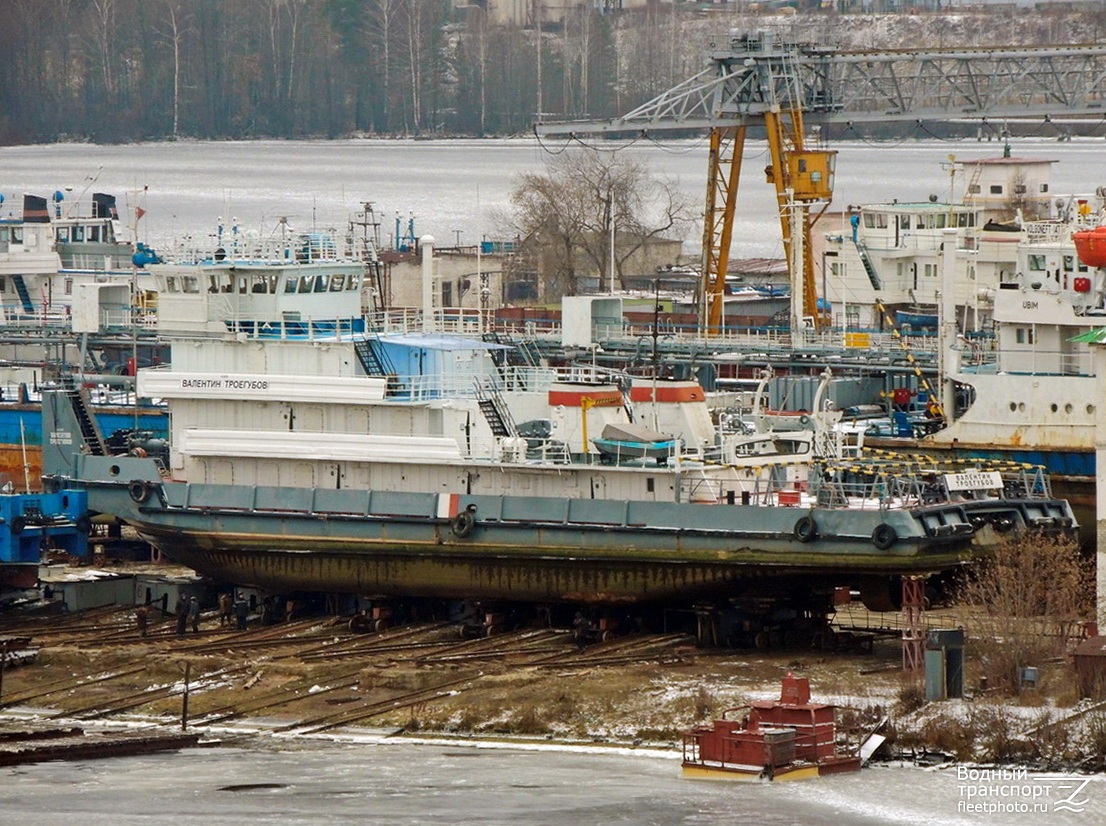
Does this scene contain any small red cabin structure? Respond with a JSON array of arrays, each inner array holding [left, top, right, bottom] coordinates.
[[682, 674, 862, 781]]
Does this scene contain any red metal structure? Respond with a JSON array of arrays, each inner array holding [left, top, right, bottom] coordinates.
[[681, 674, 862, 781]]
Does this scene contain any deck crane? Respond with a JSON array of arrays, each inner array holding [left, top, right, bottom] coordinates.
[[533, 35, 1106, 335]]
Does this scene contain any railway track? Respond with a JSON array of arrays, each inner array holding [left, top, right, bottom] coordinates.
[[1, 609, 699, 734]]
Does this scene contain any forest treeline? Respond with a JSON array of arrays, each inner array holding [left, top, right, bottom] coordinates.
[[0, 0, 696, 143], [0, 3, 1100, 145]]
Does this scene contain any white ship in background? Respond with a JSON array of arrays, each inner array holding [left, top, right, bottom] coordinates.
[[820, 152, 1106, 530]]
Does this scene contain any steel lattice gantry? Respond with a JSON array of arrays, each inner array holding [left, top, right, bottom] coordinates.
[[804, 44, 1106, 124], [534, 36, 1106, 332]]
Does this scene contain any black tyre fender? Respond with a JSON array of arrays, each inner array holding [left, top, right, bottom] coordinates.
[[793, 515, 817, 543], [872, 523, 898, 550], [10, 515, 26, 535], [128, 480, 151, 503], [451, 508, 476, 538], [75, 514, 92, 535]]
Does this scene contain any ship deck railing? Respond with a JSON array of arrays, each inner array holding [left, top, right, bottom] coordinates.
[[0, 303, 157, 332], [367, 310, 944, 362], [993, 347, 1093, 377], [159, 232, 364, 266], [811, 463, 1054, 510]]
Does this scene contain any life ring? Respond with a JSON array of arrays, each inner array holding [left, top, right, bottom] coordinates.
[[10, 516, 26, 535], [872, 523, 898, 550], [128, 480, 151, 503], [75, 515, 92, 535], [793, 516, 817, 543], [451, 509, 476, 538]]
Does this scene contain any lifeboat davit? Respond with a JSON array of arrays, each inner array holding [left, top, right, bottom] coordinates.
[[1073, 225, 1106, 269]]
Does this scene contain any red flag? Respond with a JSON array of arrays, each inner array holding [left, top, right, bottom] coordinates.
[[135, 206, 147, 221]]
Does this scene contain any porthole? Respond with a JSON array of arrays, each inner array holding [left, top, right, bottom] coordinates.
[[1088, 404, 1096, 415], [1065, 403, 1073, 414], [1017, 402, 1026, 413], [1009, 402, 1017, 412], [1050, 403, 1058, 413]]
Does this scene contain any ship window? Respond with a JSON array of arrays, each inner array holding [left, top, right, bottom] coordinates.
[[72, 226, 84, 241], [646, 478, 655, 493], [1014, 184, 1027, 194], [268, 274, 279, 292], [968, 184, 981, 194], [1063, 255, 1074, 271], [1016, 328, 1025, 344], [346, 274, 360, 291], [88, 225, 101, 242], [238, 276, 248, 294], [298, 275, 314, 293], [876, 214, 887, 229], [990, 185, 1003, 194], [329, 274, 345, 292], [56, 227, 69, 242], [923, 263, 937, 278], [314, 275, 328, 292], [284, 277, 298, 294], [1040, 184, 1049, 193], [64, 278, 73, 295], [252, 274, 269, 293], [208, 275, 219, 293], [181, 275, 200, 293], [1027, 254, 1046, 271], [10, 227, 22, 243], [0, 276, 5, 292], [863, 214, 875, 228], [166, 276, 178, 292]]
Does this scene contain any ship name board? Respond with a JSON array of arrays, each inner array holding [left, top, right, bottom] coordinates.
[[1022, 300, 1038, 309], [944, 471, 1003, 491], [180, 378, 270, 391], [49, 430, 73, 445]]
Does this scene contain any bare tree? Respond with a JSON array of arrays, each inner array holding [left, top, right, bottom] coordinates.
[[956, 534, 1092, 695], [506, 149, 691, 300]]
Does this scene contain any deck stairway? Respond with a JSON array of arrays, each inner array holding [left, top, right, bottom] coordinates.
[[60, 377, 106, 456], [474, 378, 517, 438], [12, 275, 35, 314], [852, 241, 882, 290]]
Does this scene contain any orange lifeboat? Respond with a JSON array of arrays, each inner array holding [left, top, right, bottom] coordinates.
[[1073, 225, 1106, 269]]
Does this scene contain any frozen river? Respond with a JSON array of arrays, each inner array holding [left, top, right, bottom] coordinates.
[[0, 731, 1100, 825], [0, 137, 1103, 262]]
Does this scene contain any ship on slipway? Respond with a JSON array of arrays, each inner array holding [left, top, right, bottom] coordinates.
[[41, 234, 1075, 639]]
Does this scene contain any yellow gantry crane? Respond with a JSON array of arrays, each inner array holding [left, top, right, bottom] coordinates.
[[534, 34, 1106, 335]]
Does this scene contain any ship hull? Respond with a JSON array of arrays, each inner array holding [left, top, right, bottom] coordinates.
[[69, 453, 1076, 604]]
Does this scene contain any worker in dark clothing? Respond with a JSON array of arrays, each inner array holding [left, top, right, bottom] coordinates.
[[188, 596, 201, 632], [218, 592, 233, 626], [135, 604, 149, 637], [174, 594, 189, 636], [234, 593, 249, 630], [573, 612, 590, 651]]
